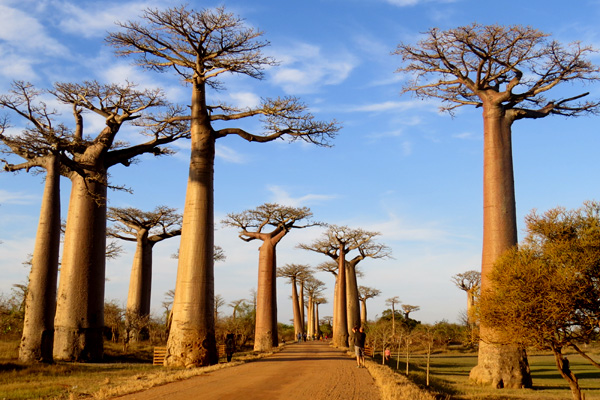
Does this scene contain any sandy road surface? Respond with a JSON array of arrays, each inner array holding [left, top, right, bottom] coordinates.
[[113, 341, 381, 400]]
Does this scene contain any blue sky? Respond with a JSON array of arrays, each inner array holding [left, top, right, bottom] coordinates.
[[1, 0, 600, 326]]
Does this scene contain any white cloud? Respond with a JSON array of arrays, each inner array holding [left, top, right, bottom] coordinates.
[[0, 190, 39, 205], [229, 92, 261, 109], [453, 131, 481, 140], [267, 185, 337, 207], [349, 99, 435, 113], [0, 5, 68, 55], [216, 144, 247, 164], [269, 42, 358, 94]]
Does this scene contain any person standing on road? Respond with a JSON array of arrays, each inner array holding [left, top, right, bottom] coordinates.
[[353, 326, 366, 368], [225, 333, 235, 362]]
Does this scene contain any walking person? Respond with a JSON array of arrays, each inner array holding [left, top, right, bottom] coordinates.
[[353, 326, 366, 368]]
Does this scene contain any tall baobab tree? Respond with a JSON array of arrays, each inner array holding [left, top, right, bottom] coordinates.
[[214, 294, 225, 323], [358, 286, 381, 325], [108, 5, 339, 367], [1, 81, 186, 362], [299, 225, 391, 347], [0, 83, 65, 363], [395, 24, 600, 388], [304, 276, 326, 339], [107, 206, 182, 328], [401, 304, 420, 320], [386, 296, 401, 337], [223, 203, 320, 351], [229, 299, 246, 321], [452, 270, 481, 326], [277, 263, 312, 337], [314, 296, 327, 338]]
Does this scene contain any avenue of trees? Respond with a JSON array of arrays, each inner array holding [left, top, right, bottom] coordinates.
[[395, 23, 600, 388], [1, 6, 599, 398], [107, 5, 339, 367]]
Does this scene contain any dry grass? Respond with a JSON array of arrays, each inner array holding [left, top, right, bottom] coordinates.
[[365, 358, 437, 400], [0, 340, 274, 399]]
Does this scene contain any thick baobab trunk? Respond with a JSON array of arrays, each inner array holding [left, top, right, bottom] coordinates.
[[333, 249, 348, 348], [315, 303, 320, 336], [166, 95, 217, 367], [126, 232, 153, 318], [54, 174, 107, 361], [19, 156, 61, 362], [306, 296, 314, 338], [291, 278, 303, 337], [469, 106, 532, 388], [254, 240, 278, 351], [466, 288, 476, 326], [346, 261, 360, 347], [360, 299, 367, 326], [298, 280, 305, 333], [125, 232, 153, 342]]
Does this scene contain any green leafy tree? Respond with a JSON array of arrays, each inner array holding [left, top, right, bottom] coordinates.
[[480, 201, 600, 400]]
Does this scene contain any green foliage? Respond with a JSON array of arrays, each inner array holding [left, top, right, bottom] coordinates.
[[480, 201, 600, 352], [0, 286, 26, 339]]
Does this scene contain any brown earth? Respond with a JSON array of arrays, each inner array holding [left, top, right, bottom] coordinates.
[[113, 340, 381, 400]]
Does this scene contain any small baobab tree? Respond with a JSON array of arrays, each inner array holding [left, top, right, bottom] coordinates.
[[395, 23, 600, 388], [222, 203, 321, 351], [299, 225, 391, 348], [358, 286, 381, 325], [304, 276, 326, 339], [401, 304, 420, 320], [386, 296, 401, 337], [452, 270, 481, 327], [107, 206, 182, 332], [108, 5, 339, 367], [277, 263, 312, 337]]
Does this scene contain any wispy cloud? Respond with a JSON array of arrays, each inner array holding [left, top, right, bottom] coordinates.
[[0, 190, 39, 205], [269, 42, 358, 94], [267, 185, 337, 207], [453, 131, 481, 140], [348, 99, 436, 113], [216, 144, 247, 164], [384, 0, 459, 6]]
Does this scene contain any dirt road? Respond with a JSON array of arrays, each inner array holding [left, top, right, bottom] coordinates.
[[113, 341, 381, 400]]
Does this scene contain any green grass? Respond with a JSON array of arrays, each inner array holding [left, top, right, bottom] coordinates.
[[379, 349, 600, 399]]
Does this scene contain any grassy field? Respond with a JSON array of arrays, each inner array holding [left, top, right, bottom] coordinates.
[[2, 340, 600, 399], [383, 348, 600, 399]]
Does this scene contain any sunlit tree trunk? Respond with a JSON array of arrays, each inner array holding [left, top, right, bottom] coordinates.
[[54, 173, 107, 361], [19, 155, 61, 362], [315, 303, 320, 336], [306, 295, 314, 338], [333, 248, 348, 347], [127, 229, 153, 318], [345, 261, 360, 347], [291, 277, 302, 337], [360, 299, 367, 325], [166, 84, 217, 367], [254, 239, 278, 351], [469, 106, 531, 388], [298, 280, 305, 333]]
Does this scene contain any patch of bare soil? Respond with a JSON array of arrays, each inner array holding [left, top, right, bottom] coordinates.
[[112, 340, 381, 400]]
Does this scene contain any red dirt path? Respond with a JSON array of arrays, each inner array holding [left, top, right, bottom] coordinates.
[[113, 340, 381, 400]]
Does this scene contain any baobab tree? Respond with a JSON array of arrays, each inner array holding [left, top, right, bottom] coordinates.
[[299, 225, 391, 347], [222, 203, 320, 351], [1, 81, 186, 362], [386, 296, 401, 337], [107, 206, 182, 333], [358, 285, 381, 325], [277, 263, 312, 337], [214, 294, 225, 323], [229, 299, 246, 321], [452, 270, 481, 327], [108, 5, 339, 367], [304, 276, 326, 339], [401, 304, 420, 320], [0, 83, 65, 363], [395, 24, 600, 388]]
